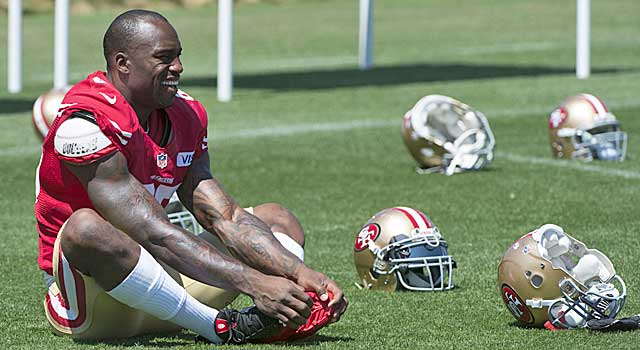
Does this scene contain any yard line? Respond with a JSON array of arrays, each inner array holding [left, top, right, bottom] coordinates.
[[213, 119, 394, 140], [500, 152, 640, 179], [4, 106, 640, 180]]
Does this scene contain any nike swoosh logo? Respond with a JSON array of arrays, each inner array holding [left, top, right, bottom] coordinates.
[[202, 144, 207, 150], [55, 103, 78, 119], [99, 92, 117, 105], [93, 76, 107, 84]]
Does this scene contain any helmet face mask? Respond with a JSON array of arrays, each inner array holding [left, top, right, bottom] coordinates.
[[401, 95, 495, 176], [547, 276, 626, 329], [498, 224, 626, 329], [549, 94, 627, 161], [354, 207, 456, 292], [166, 193, 203, 234]]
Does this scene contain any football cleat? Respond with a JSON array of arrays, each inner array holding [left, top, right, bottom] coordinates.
[[211, 291, 336, 344], [254, 291, 337, 343], [213, 306, 280, 344]]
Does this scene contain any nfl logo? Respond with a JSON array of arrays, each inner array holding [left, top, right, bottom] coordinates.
[[156, 152, 168, 169]]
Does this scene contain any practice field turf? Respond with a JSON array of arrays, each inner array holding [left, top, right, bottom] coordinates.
[[1, 0, 640, 348]]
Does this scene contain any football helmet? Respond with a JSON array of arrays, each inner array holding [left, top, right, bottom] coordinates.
[[166, 193, 203, 234], [498, 224, 626, 329], [32, 87, 71, 140], [401, 95, 495, 176], [548, 93, 627, 161], [353, 207, 456, 291]]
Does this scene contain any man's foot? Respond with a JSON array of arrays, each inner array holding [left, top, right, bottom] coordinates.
[[206, 291, 337, 345], [213, 306, 281, 344], [253, 291, 337, 343]]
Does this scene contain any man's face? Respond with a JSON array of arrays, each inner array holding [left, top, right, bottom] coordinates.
[[125, 20, 183, 111]]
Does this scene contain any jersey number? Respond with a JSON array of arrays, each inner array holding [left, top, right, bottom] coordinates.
[[143, 184, 180, 206]]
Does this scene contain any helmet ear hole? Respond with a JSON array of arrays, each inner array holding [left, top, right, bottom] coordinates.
[[530, 274, 544, 288]]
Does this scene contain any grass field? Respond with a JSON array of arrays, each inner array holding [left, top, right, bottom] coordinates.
[[1, 0, 640, 349]]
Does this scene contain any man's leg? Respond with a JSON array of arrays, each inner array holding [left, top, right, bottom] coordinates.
[[249, 203, 305, 261], [50, 208, 225, 342]]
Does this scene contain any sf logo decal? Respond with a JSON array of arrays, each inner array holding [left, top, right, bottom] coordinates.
[[354, 223, 380, 251], [502, 285, 533, 324]]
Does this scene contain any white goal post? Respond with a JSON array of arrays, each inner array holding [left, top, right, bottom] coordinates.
[[7, 0, 592, 96]]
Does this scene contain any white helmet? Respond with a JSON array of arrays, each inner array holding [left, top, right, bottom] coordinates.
[[548, 93, 626, 161], [498, 224, 626, 329], [401, 95, 495, 175], [32, 87, 71, 140], [166, 193, 203, 234]]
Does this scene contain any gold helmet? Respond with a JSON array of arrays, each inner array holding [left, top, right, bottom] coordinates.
[[32, 87, 71, 140], [498, 224, 626, 329], [401, 95, 495, 176], [166, 193, 203, 234], [353, 207, 456, 291], [548, 93, 627, 161]]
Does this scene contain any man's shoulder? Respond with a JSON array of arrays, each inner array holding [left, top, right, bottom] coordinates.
[[169, 89, 208, 125], [62, 71, 139, 131]]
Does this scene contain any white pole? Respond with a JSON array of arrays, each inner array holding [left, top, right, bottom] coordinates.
[[576, 0, 590, 79], [217, 0, 233, 102], [358, 0, 373, 70], [8, 0, 22, 93], [54, 0, 70, 88]]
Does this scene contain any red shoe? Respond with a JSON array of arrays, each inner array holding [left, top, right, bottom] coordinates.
[[253, 291, 337, 343]]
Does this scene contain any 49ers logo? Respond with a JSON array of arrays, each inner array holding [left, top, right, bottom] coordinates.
[[501, 285, 533, 324], [354, 223, 380, 251], [549, 108, 567, 129]]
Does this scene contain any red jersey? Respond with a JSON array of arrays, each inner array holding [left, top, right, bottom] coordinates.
[[35, 71, 209, 274]]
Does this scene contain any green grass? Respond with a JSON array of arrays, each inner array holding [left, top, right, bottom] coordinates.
[[1, 0, 640, 349]]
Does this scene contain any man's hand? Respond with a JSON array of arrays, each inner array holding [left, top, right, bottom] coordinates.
[[249, 275, 314, 329], [294, 266, 348, 324]]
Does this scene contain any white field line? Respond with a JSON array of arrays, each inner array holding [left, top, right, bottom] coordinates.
[[500, 153, 640, 180], [3, 102, 640, 180]]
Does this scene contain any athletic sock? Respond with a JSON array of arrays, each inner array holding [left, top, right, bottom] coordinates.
[[273, 231, 304, 262], [106, 246, 223, 343]]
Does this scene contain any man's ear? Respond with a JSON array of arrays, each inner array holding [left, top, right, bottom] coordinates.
[[114, 52, 130, 74]]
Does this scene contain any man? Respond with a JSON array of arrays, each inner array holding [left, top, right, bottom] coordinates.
[[35, 9, 347, 344]]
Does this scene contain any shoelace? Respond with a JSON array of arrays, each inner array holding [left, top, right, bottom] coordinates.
[[217, 307, 269, 344]]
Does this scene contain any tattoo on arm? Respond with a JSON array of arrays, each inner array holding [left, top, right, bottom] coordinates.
[[188, 172, 302, 279], [64, 151, 264, 295], [179, 151, 303, 278]]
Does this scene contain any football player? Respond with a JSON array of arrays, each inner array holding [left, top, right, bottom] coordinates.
[[35, 9, 346, 344]]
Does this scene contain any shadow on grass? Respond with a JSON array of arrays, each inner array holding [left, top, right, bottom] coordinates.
[[181, 62, 631, 91], [288, 334, 354, 346], [73, 331, 353, 347], [74, 332, 191, 347], [0, 98, 35, 115]]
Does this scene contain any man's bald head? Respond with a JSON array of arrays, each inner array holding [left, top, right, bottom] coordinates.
[[103, 9, 172, 68]]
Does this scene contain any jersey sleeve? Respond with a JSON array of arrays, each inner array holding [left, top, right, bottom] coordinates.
[[177, 90, 209, 159], [52, 72, 140, 164], [53, 113, 118, 164]]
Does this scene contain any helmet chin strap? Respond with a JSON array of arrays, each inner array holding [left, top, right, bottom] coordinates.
[[444, 129, 485, 176]]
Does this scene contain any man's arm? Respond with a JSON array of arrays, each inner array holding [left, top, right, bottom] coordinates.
[[178, 152, 348, 321], [65, 151, 313, 327], [178, 152, 304, 278]]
